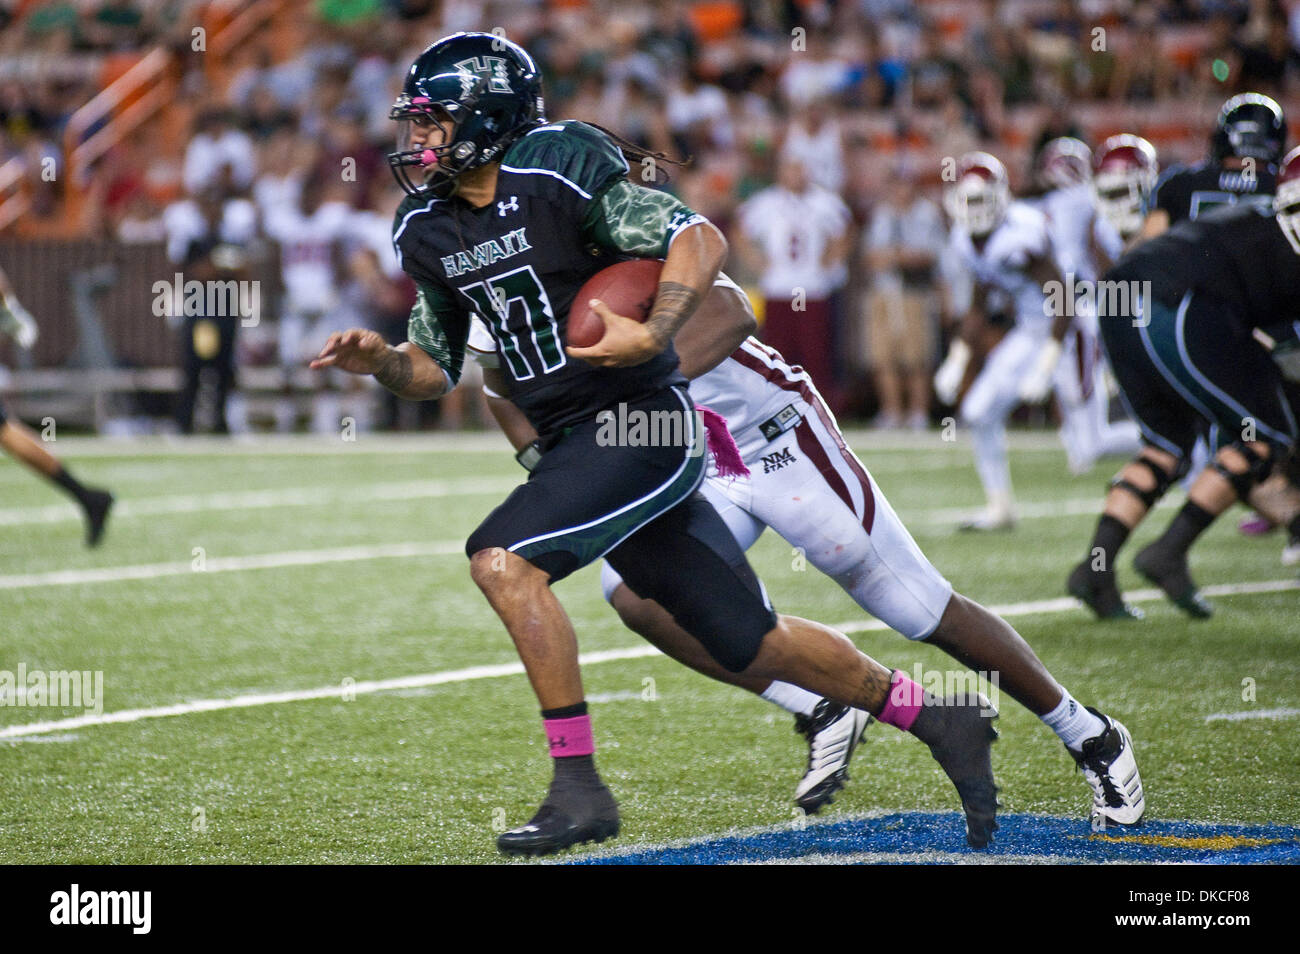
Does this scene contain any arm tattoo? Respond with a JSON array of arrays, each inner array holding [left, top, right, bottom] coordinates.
[[374, 347, 414, 395], [645, 281, 701, 347]]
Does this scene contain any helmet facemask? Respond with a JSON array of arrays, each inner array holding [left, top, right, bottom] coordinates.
[[946, 174, 1008, 237], [387, 88, 484, 198], [1094, 168, 1153, 239], [1275, 178, 1300, 255]]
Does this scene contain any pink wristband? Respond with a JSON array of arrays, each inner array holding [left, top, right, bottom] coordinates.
[[544, 714, 595, 757], [877, 671, 924, 732]]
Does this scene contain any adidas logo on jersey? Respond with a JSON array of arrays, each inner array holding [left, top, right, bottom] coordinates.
[[761, 447, 796, 473]]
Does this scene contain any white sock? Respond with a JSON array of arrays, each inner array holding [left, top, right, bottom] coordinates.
[[1041, 690, 1106, 751], [761, 681, 821, 717]]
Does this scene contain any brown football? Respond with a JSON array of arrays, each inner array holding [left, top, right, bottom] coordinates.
[[566, 258, 663, 349]]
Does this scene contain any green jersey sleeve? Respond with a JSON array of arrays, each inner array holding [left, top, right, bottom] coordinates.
[[407, 279, 470, 388], [582, 178, 707, 259]]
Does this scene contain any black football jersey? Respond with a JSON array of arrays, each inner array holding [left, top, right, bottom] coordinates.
[[393, 121, 705, 436], [1109, 204, 1300, 341], [1152, 160, 1277, 225]]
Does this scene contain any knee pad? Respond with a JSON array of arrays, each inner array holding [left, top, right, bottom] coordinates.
[[1213, 442, 1276, 501], [1109, 454, 1177, 508]]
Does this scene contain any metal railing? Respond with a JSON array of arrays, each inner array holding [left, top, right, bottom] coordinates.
[[62, 47, 177, 190]]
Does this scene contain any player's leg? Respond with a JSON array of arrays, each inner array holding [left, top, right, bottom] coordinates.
[[868, 291, 903, 428], [1069, 295, 1200, 618], [465, 387, 706, 855], [1130, 293, 1299, 616], [598, 477, 866, 814], [599, 478, 785, 700], [958, 328, 1039, 529], [1248, 445, 1300, 563], [609, 493, 1000, 848], [900, 291, 934, 430], [757, 390, 1143, 825], [1053, 327, 1096, 474], [0, 409, 113, 546]]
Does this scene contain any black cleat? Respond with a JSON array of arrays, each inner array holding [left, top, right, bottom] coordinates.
[[1067, 561, 1144, 620], [497, 785, 620, 857], [1133, 542, 1212, 618], [83, 490, 114, 548], [915, 694, 1000, 849], [793, 700, 871, 814]]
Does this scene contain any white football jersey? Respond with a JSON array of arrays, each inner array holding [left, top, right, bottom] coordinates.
[[949, 201, 1054, 335], [264, 200, 353, 314], [688, 337, 816, 459], [468, 315, 812, 459], [736, 185, 851, 299], [1035, 183, 1123, 284]]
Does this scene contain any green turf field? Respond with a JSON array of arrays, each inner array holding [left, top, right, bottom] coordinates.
[[1, 431, 1297, 863]]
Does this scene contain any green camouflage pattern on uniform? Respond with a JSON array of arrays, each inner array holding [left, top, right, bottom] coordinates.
[[406, 281, 469, 387], [584, 179, 705, 259]]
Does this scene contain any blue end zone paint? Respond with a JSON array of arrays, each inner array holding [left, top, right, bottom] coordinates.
[[572, 813, 1300, 865]]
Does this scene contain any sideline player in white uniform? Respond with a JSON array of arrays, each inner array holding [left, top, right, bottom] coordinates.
[[471, 273, 1145, 827], [935, 152, 1071, 529], [1032, 138, 1141, 475], [261, 173, 354, 432]]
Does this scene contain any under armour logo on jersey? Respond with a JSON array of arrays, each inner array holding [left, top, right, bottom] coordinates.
[[498, 196, 519, 216], [761, 447, 796, 473]]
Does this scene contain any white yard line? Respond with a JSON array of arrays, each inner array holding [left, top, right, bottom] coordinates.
[[1205, 707, 1300, 723], [0, 646, 659, 740], [3, 577, 1295, 741], [0, 502, 1128, 588], [0, 541, 465, 590], [0, 477, 519, 527]]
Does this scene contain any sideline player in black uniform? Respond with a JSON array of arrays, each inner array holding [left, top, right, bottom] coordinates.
[[0, 269, 113, 546], [313, 33, 1002, 855], [1068, 147, 1300, 619]]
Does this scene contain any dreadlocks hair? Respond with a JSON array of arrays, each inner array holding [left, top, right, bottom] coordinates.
[[584, 122, 691, 185]]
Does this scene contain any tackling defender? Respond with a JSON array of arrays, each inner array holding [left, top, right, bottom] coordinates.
[[475, 271, 1145, 827], [315, 32, 1003, 855]]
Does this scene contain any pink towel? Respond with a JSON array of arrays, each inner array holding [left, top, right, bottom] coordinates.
[[697, 405, 750, 479]]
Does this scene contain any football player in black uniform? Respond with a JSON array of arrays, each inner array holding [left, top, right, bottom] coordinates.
[[314, 33, 1001, 855], [1068, 146, 1300, 619], [1141, 92, 1284, 239], [1139, 93, 1299, 545], [0, 270, 114, 547]]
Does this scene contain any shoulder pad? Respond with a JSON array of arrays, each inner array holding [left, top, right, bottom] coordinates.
[[501, 121, 629, 198]]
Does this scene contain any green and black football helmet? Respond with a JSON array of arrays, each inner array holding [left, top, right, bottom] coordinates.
[[388, 31, 545, 198], [1210, 92, 1286, 166]]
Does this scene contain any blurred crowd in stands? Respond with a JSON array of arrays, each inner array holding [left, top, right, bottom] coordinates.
[[1, 0, 1299, 431]]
